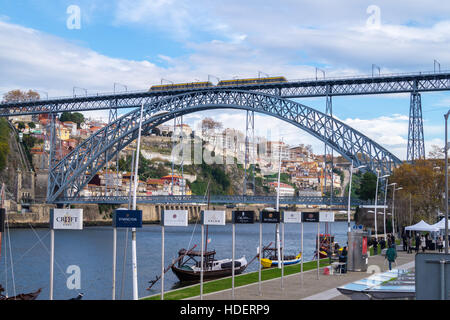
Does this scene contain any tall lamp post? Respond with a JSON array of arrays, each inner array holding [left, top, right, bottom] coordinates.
[[374, 170, 390, 240], [347, 160, 365, 232], [388, 183, 402, 237], [444, 110, 450, 254], [382, 176, 390, 242]]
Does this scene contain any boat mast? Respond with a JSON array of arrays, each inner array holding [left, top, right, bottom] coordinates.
[[276, 140, 282, 268], [0, 183, 4, 259], [204, 188, 210, 254]]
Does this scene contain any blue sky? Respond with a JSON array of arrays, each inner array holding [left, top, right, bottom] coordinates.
[[1, 0, 450, 160]]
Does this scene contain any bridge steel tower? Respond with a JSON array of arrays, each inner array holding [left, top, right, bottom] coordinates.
[[243, 110, 255, 196], [407, 84, 425, 161]]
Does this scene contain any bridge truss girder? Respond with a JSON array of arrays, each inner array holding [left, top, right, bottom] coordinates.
[[46, 90, 402, 203]]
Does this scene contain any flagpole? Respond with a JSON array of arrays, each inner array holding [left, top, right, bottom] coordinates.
[[131, 102, 144, 300]]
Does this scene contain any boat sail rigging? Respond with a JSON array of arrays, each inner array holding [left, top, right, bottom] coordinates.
[[0, 183, 42, 300]]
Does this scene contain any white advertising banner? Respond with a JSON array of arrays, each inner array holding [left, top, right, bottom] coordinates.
[[162, 210, 188, 227], [202, 210, 226, 226], [51, 209, 83, 230], [283, 211, 302, 224], [319, 211, 335, 222]]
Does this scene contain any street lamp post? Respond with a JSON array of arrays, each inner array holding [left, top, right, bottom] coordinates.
[[383, 177, 389, 242], [388, 183, 402, 237], [374, 170, 389, 240], [347, 160, 365, 232], [444, 110, 450, 254]]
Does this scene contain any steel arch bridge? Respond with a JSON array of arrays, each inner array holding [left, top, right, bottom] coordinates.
[[47, 89, 402, 204]]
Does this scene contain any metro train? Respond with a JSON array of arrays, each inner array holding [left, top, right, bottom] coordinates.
[[149, 76, 287, 91]]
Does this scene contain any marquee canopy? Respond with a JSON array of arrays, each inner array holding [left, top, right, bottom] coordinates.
[[405, 220, 439, 232], [430, 219, 449, 230]]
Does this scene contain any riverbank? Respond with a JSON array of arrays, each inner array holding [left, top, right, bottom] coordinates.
[[142, 251, 415, 301]]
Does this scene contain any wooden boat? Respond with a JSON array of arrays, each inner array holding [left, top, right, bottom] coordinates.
[[316, 233, 335, 259], [0, 285, 41, 301], [171, 248, 248, 282], [260, 250, 302, 268]]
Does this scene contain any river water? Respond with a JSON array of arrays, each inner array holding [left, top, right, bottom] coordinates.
[[0, 221, 353, 300]]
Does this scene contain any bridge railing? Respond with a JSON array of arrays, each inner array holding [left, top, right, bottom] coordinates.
[[52, 195, 373, 206], [2, 69, 450, 104]]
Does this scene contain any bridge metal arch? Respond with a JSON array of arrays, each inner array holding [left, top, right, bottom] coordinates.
[[47, 89, 402, 203]]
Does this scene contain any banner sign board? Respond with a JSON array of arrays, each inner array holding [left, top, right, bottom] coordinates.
[[50, 209, 83, 230], [113, 210, 143, 228], [301, 212, 319, 223], [162, 210, 188, 227], [0, 208, 5, 232], [232, 211, 255, 224], [282, 211, 302, 224], [260, 211, 281, 223], [319, 211, 335, 222], [201, 210, 226, 226]]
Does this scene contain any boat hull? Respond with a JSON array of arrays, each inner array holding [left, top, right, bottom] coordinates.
[[260, 253, 302, 268], [171, 265, 247, 282]]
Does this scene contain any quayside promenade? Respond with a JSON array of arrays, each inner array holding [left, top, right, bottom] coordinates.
[[186, 251, 415, 300]]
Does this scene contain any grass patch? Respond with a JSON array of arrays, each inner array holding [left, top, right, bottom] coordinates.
[[143, 259, 330, 300]]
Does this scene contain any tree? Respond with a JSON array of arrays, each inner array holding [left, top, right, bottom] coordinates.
[[201, 117, 222, 138], [390, 159, 444, 224], [357, 172, 377, 201], [59, 112, 85, 129], [2, 89, 40, 102], [428, 144, 444, 159], [17, 122, 26, 131]]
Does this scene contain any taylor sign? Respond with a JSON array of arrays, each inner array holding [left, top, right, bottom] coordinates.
[[50, 209, 83, 230], [202, 210, 226, 226], [162, 210, 188, 227]]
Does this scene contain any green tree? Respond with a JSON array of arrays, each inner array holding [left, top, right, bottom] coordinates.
[[60, 112, 85, 129], [0, 118, 10, 171], [357, 171, 377, 201], [17, 122, 26, 131]]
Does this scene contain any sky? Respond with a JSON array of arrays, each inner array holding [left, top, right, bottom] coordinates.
[[1, 0, 450, 160]]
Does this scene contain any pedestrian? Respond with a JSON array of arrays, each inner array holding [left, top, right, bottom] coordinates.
[[402, 233, 408, 252], [415, 234, 421, 253], [421, 235, 426, 253], [380, 237, 386, 250], [437, 236, 443, 253], [386, 243, 397, 270], [407, 236, 412, 254], [372, 237, 378, 255]]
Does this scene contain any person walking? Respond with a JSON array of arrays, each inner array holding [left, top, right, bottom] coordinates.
[[407, 235, 412, 254], [402, 233, 408, 252], [386, 244, 397, 270], [372, 237, 379, 255], [421, 235, 426, 253], [437, 236, 443, 253], [415, 234, 421, 253]]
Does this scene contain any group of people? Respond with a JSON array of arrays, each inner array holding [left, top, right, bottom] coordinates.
[[369, 235, 398, 270], [401, 233, 446, 253], [370, 233, 396, 255]]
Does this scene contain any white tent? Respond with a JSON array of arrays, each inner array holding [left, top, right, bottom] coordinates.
[[405, 220, 439, 232], [430, 219, 449, 230]]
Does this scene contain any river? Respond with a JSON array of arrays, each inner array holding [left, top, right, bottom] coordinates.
[[0, 221, 354, 300]]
